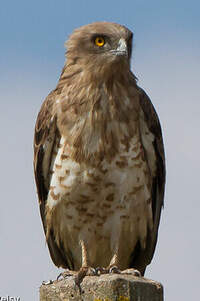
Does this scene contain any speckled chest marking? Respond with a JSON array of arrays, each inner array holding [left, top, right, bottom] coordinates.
[[46, 119, 155, 269]]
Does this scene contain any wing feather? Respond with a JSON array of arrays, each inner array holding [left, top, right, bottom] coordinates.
[[130, 87, 166, 274], [34, 90, 70, 268]]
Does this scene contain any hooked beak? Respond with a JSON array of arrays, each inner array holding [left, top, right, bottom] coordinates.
[[110, 38, 128, 57]]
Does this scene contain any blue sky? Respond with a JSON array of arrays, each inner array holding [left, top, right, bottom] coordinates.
[[1, 1, 200, 300], [1, 1, 199, 71]]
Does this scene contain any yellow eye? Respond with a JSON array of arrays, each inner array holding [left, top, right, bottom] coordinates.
[[95, 36, 105, 47]]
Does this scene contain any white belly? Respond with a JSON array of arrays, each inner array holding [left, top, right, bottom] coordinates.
[[46, 135, 153, 270]]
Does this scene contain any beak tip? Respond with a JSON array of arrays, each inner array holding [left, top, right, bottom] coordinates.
[[116, 38, 128, 56]]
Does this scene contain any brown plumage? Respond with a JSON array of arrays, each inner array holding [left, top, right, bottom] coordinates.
[[34, 22, 165, 278]]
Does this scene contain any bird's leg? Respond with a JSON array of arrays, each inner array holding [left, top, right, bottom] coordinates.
[[107, 253, 121, 274], [107, 253, 141, 277], [95, 253, 120, 275], [74, 240, 97, 294]]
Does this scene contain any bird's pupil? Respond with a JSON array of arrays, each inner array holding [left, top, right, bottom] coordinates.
[[95, 36, 104, 46]]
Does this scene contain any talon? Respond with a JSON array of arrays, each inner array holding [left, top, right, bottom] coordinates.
[[42, 280, 53, 285], [121, 268, 141, 277], [109, 265, 121, 274], [133, 269, 141, 277], [96, 267, 107, 275], [87, 267, 97, 276], [57, 273, 63, 281]]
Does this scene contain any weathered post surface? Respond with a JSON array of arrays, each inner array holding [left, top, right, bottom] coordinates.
[[40, 272, 163, 301]]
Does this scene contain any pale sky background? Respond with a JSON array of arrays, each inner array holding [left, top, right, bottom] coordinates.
[[0, 1, 200, 300]]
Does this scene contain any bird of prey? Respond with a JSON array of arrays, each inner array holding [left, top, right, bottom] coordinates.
[[34, 22, 165, 282]]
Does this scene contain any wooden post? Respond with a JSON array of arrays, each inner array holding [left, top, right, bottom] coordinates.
[[40, 273, 163, 301]]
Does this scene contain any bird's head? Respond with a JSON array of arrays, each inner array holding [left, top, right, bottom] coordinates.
[[65, 22, 133, 76]]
